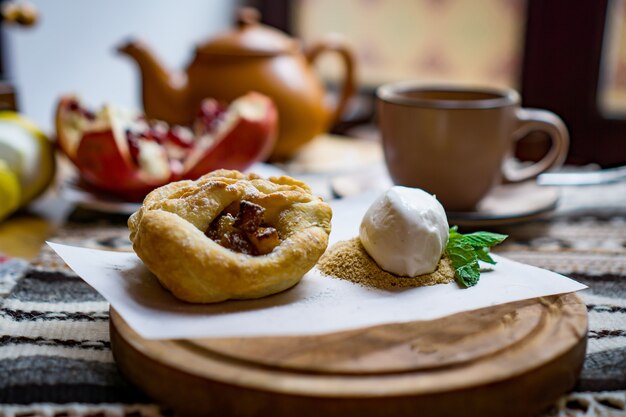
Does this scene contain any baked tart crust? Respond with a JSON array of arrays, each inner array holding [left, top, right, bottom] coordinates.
[[128, 169, 332, 303]]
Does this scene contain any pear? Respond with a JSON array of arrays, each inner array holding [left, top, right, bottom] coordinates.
[[0, 159, 20, 221], [0, 112, 55, 206]]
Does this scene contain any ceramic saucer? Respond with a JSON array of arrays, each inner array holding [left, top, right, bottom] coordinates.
[[331, 168, 559, 228], [446, 181, 559, 228], [59, 163, 286, 215], [59, 177, 142, 215]]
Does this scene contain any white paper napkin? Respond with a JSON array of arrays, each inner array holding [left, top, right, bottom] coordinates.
[[48, 194, 587, 340]]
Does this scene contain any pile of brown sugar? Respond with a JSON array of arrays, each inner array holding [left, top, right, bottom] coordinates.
[[318, 238, 455, 290]]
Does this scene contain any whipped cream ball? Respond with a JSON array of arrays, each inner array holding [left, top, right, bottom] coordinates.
[[359, 186, 449, 277]]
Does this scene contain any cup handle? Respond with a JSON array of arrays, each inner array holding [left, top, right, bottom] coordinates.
[[305, 34, 357, 126], [503, 108, 570, 183]]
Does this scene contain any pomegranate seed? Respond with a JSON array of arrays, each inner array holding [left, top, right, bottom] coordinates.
[[166, 126, 194, 148], [169, 159, 184, 175], [196, 99, 227, 135], [82, 109, 96, 121], [67, 100, 80, 112], [150, 121, 169, 143], [145, 130, 162, 144], [67, 99, 96, 121], [133, 130, 159, 144], [126, 130, 141, 165]]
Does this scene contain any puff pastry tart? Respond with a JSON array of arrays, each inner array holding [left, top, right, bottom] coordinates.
[[128, 169, 332, 303]]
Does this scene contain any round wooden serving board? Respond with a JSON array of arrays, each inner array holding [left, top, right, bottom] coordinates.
[[110, 293, 587, 417]]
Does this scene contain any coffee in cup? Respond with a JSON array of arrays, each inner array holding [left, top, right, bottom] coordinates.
[[376, 82, 569, 211]]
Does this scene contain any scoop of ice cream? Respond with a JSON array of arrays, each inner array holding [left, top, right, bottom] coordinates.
[[359, 186, 449, 277]]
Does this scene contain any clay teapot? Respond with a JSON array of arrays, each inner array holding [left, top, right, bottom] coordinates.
[[118, 8, 356, 160]]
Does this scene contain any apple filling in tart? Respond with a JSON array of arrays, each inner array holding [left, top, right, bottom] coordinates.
[[205, 200, 281, 256], [128, 169, 332, 303]]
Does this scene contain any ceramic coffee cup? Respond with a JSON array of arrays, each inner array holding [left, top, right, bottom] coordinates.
[[376, 82, 569, 211]]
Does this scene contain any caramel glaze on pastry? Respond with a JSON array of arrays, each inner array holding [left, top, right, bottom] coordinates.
[[128, 169, 332, 303]]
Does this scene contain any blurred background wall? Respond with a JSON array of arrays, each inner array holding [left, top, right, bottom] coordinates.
[[1, 0, 237, 131], [294, 0, 626, 117], [295, 0, 526, 90]]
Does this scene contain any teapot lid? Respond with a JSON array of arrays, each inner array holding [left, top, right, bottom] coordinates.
[[196, 8, 298, 57]]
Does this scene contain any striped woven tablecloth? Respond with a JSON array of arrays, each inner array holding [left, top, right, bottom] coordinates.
[[1, 183, 626, 417]]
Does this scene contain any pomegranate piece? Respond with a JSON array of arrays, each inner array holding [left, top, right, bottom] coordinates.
[[183, 92, 278, 179], [55, 92, 278, 201]]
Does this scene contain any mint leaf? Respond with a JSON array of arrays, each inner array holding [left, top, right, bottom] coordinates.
[[445, 227, 507, 287], [462, 231, 508, 249], [456, 262, 480, 287], [475, 247, 496, 264], [446, 237, 474, 264]]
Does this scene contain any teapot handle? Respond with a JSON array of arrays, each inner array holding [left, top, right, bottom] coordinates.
[[305, 34, 356, 126]]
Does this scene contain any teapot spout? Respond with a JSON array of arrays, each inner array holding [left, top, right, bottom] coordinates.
[[118, 40, 190, 124]]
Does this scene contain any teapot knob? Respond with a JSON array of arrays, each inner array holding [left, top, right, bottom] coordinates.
[[237, 7, 260, 28]]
